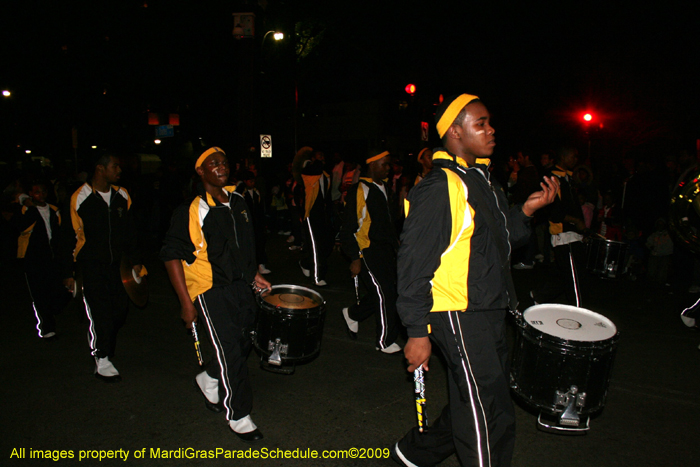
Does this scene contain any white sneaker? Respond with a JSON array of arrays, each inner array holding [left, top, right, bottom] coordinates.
[[299, 261, 310, 277], [195, 371, 220, 404], [258, 264, 271, 275], [288, 245, 301, 251], [95, 357, 121, 381], [681, 315, 696, 328], [378, 343, 402, 354], [342, 308, 359, 333], [315, 279, 327, 287], [229, 414, 258, 433], [513, 262, 534, 270]]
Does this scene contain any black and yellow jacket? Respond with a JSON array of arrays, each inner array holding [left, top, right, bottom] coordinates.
[[160, 184, 257, 302], [67, 183, 139, 269], [14, 203, 61, 262], [302, 160, 331, 220], [338, 177, 398, 260], [397, 150, 531, 338], [548, 165, 584, 235]]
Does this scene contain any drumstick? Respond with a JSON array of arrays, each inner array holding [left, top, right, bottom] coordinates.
[[414, 366, 428, 432], [191, 321, 204, 366], [354, 276, 360, 305]]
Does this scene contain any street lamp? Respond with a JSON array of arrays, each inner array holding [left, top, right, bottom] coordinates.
[[2, 90, 10, 97], [262, 30, 284, 44]]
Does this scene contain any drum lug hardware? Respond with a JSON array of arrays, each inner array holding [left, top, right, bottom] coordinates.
[[554, 385, 586, 427], [267, 339, 288, 366]]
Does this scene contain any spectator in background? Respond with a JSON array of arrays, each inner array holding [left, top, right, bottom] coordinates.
[[414, 148, 433, 187], [646, 218, 673, 285], [597, 191, 622, 241], [510, 152, 540, 270], [578, 192, 595, 230], [540, 150, 555, 175]]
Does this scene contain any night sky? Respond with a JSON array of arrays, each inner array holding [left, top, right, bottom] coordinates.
[[1, 0, 698, 172]]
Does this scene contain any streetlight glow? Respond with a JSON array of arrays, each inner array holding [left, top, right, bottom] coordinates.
[[2, 90, 10, 97], [273, 32, 284, 41], [25, 150, 31, 154], [583, 113, 593, 122], [154, 139, 161, 145]]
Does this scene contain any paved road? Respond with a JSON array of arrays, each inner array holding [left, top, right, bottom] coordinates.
[[2, 234, 698, 466]]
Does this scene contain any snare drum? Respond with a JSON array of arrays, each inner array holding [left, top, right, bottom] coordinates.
[[254, 285, 326, 372], [510, 304, 618, 430], [586, 237, 627, 278]]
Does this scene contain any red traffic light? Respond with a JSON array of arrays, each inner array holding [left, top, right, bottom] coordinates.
[[405, 84, 416, 96]]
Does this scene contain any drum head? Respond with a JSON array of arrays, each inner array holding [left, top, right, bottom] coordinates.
[[523, 304, 617, 342], [262, 284, 324, 310]]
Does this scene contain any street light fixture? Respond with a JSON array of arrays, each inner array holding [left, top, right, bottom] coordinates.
[[2, 90, 10, 97], [262, 30, 284, 48]]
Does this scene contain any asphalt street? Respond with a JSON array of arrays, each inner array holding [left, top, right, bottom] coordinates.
[[2, 234, 699, 467]]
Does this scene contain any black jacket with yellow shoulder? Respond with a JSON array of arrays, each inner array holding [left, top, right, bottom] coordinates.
[[14, 203, 61, 262], [397, 150, 531, 338], [548, 165, 584, 235], [68, 183, 139, 269], [339, 177, 398, 260], [160, 184, 257, 302]]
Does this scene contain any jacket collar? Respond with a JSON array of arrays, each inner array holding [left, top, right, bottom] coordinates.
[[433, 148, 491, 173]]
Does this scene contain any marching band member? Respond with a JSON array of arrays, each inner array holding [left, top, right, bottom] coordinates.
[[391, 94, 558, 467], [161, 147, 270, 442]]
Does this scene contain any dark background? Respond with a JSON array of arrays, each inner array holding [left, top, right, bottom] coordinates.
[[1, 0, 698, 176]]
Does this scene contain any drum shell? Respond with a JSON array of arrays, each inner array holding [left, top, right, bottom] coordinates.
[[510, 315, 618, 416], [586, 237, 627, 278], [254, 285, 326, 364]]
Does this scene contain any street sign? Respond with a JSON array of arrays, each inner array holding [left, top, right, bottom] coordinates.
[[260, 134, 272, 158], [156, 125, 174, 138]]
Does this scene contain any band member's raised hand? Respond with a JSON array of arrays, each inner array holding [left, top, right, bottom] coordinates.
[[405, 336, 431, 372], [522, 175, 559, 217]]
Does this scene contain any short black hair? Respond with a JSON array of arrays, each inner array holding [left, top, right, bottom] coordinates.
[[91, 150, 115, 173], [557, 145, 578, 162], [29, 179, 48, 191]]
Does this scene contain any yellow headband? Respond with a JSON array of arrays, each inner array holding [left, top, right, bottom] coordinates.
[[417, 148, 430, 162], [436, 94, 479, 138], [195, 147, 225, 169], [366, 151, 389, 165]]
